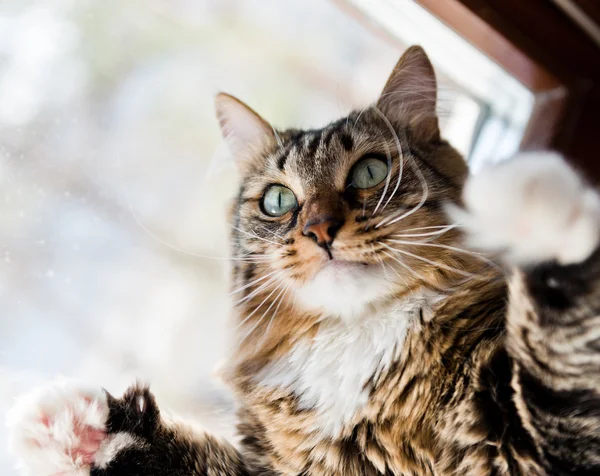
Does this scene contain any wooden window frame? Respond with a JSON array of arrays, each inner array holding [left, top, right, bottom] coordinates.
[[419, 0, 600, 180], [335, 0, 600, 180]]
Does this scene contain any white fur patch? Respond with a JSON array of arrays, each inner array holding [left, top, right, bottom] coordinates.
[[7, 379, 109, 476], [450, 152, 600, 266], [257, 291, 439, 437], [293, 261, 395, 321], [94, 432, 143, 469]]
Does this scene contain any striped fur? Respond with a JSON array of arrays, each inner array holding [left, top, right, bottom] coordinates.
[[8, 46, 600, 475]]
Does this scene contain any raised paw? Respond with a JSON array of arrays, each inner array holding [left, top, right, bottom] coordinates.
[[449, 152, 600, 266], [7, 380, 109, 476], [8, 381, 160, 476]]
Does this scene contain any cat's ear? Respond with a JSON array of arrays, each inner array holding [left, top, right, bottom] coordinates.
[[215, 93, 275, 170], [377, 46, 439, 141]]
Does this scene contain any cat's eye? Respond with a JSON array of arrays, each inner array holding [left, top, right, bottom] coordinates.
[[261, 185, 298, 217], [351, 157, 389, 189]]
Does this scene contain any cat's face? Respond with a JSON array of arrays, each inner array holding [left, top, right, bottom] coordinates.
[[218, 47, 468, 321]]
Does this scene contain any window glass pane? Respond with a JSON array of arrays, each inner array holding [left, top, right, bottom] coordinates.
[[345, 0, 535, 171]]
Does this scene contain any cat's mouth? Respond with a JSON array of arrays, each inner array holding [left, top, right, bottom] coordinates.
[[320, 259, 369, 274], [293, 257, 393, 320], [312, 258, 380, 290]]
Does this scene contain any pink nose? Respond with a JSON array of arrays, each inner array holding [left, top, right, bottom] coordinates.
[[303, 217, 343, 246]]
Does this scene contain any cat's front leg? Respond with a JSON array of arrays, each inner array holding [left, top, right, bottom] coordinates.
[[452, 151, 600, 473], [450, 151, 600, 267], [8, 380, 251, 476]]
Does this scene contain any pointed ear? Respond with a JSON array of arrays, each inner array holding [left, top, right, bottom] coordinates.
[[377, 46, 439, 141], [215, 93, 275, 169]]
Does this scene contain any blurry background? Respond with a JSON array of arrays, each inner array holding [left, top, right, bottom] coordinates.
[[0, 0, 533, 472]]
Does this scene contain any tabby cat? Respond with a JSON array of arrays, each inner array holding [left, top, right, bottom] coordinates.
[[8, 46, 600, 475]]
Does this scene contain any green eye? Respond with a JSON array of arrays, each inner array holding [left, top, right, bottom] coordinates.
[[262, 185, 298, 217], [351, 157, 389, 189]]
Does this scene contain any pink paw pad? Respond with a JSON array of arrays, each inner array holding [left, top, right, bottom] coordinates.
[[8, 381, 110, 475]]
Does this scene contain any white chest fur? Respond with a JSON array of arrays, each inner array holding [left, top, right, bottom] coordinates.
[[256, 293, 439, 437]]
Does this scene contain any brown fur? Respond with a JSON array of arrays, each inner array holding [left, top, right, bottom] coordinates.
[[90, 46, 600, 475]]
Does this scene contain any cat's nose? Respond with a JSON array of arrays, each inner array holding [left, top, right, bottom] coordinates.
[[303, 217, 344, 247]]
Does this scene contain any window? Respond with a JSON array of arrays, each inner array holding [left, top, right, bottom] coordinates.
[[342, 0, 534, 171]]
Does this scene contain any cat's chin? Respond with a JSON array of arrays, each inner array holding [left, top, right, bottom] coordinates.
[[293, 259, 395, 322]]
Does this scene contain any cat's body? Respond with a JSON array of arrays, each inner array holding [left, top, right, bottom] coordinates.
[[8, 47, 600, 475], [231, 272, 510, 475]]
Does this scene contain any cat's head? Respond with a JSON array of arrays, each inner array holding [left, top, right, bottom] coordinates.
[[217, 46, 469, 323]]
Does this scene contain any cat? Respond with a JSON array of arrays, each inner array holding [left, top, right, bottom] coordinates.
[[7, 46, 600, 475]]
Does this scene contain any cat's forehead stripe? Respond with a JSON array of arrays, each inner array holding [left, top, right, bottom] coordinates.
[[304, 130, 322, 157], [339, 132, 353, 152], [276, 118, 351, 172], [277, 130, 303, 170], [276, 150, 287, 170]]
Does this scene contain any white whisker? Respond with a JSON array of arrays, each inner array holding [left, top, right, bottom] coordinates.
[[233, 273, 283, 305], [386, 238, 499, 270], [247, 284, 290, 349], [127, 201, 272, 262], [380, 249, 429, 284], [375, 145, 429, 229], [235, 281, 285, 330], [353, 103, 372, 128], [372, 245, 390, 281], [372, 141, 393, 216], [262, 284, 289, 336], [391, 224, 457, 239], [229, 268, 281, 295], [231, 225, 282, 246], [400, 224, 460, 233], [379, 242, 476, 278], [271, 125, 285, 154], [254, 223, 286, 241], [238, 285, 285, 344], [372, 106, 404, 214]]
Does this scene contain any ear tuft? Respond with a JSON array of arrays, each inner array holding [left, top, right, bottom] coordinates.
[[377, 46, 439, 141], [214, 93, 275, 169]]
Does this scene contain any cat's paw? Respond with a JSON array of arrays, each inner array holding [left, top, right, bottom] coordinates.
[[7, 380, 109, 476], [7, 381, 157, 476], [449, 152, 600, 266]]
